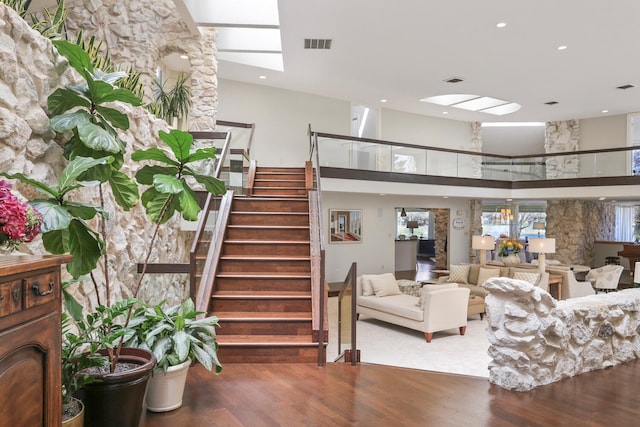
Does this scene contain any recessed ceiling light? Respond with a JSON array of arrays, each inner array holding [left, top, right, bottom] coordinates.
[[599, 197, 606, 201], [496, 22, 507, 28], [259, 75, 267, 79], [557, 45, 568, 51], [179, 55, 189, 60], [602, 110, 609, 113], [380, 99, 387, 103], [443, 196, 449, 199], [442, 111, 448, 114]]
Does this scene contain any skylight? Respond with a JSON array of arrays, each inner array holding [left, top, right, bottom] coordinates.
[[180, 0, 283, 71], [420, 94, 521, 116]]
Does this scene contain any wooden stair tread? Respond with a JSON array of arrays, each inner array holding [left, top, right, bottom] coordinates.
[[227, 225, 309, 229], [216, 272, 311, 278], [224, 240, 310, 245], [220, 255, 310, 261], [215, 312, 312, 320], [213, 291, 311, 299], [217, 335, 315, 346], [231, 211, 309, 215], [235, 196, 308, 201]]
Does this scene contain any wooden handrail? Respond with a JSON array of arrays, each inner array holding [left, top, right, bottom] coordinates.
[[194, 190, 234, 313], [309, 190, 326, 349], [246, 160, 257, 196]]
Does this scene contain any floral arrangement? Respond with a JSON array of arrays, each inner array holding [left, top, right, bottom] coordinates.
[[0, 180, 42, 250], [498, 238, 524, 257]]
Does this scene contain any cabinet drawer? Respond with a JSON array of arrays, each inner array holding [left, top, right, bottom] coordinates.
[[24, 273, 57, 309], [0, 280, 23, 317]]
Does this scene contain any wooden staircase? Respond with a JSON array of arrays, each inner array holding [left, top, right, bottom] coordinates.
[[212, 166, 323, 363]]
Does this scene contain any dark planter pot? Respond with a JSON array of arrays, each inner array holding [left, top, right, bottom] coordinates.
[[77, 347, 156, 427]]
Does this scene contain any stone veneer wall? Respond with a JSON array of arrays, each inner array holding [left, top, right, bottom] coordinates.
[[546, 200, 614, 266], [64, 0, 217, 131], [469, 200, 483, 262], [469, 122, 482, 178], [545, 120, 580, 179], [484, 277, 640, 392], [0, 4, 209, 307], [434, 209, 449, 268]]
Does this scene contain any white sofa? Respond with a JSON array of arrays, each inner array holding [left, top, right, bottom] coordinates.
[[356, 273, 470, 343]]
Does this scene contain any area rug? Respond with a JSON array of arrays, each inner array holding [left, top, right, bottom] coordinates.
[[354, 316, 491, 378]]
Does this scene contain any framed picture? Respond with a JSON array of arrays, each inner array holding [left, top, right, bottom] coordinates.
[[329, 209, 362, 243]]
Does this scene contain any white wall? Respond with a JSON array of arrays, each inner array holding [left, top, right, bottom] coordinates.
[[322, 191, 471, 282], [217, 78, 350, 166], [580, 114, 627, 150], [380, 108, 472, 149]]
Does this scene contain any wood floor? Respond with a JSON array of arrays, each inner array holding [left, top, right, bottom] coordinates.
[[140, 359, 640, 426]]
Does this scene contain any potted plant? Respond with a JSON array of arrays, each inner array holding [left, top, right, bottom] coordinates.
[[3, 39, 224, 427], [126, 298, 222, 412]]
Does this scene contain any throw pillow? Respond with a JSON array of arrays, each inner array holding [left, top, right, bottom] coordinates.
[[513, 271, 540, 286], [361, 274, 389, 296], [477, 267, 500, 287], [449, 264, 470, 284], [370, 274, 401, 297]]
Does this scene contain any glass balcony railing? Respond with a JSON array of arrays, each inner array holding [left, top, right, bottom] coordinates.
[[314, 132, 639, 182]]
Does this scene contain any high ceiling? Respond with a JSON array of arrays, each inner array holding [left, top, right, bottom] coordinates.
[[182, 0, 640, 123]]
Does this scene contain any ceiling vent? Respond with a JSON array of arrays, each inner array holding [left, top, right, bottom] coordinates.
[[617, 84, 635, 90], [545, 101, 558, 105], [304, 39, 332, 49], [444, 77, 464, 83]]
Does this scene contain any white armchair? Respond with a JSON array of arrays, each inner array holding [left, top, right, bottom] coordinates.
[[550, 269, 595, 299], [586, 265, 624, 293]]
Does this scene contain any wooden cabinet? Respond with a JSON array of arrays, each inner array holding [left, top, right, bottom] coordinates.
[[0, 255, 71, 427]]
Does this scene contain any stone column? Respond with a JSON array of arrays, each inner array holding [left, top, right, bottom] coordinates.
[[433, 209, 449, 268], [469, 200, 483, 261], [545, 120, 580, 179]]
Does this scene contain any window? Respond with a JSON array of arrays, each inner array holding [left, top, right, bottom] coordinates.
[[396, 208, 431, 239], [615, 205, 638, 242]]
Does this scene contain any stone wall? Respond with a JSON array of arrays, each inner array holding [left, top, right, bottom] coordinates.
[[64, 0, 217, 131], [434, 209, 449, 268], [484, 277, 640, 391], [469, 200, 483, 262], [545, 120, 580, 179], [547, 200, 614, 266], [0, 4, 203, 308]]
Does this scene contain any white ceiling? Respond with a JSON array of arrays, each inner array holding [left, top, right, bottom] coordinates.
[[195, 0, 640, 123]]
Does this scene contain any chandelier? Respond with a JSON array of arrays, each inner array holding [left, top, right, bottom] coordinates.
[[499, 208, 514, 222]]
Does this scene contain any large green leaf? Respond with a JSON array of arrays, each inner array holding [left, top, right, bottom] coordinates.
[[135, 165, 179, 185], [173, 330, 189, 363], [64, 201, 107, 220], [92, 69, 127, 85], [42, 229, 67, 254], [95, 105, 129, 130], [52, 40, 94, 77], [67, 219, 105, 278], [185, 147, 218, 163], [96, 87, 142, 106], [30, 199, 71, 232], [77, 122, 121, 153], [0, 172, 60, 198], [58, 156, 114, 193], [177, 183, 201, 221], [188, 338, 212, 371], [158, 129, 192, 162], [63, 286, 84, 322], [141, 188, 176, 224], [153, 174, 184, 194], [50, 110, 92, 132], [109, 170, 139, 210], [47, 88, 91, 116], [85, 79, 114, 106], [191, 173, 226, 195], [131, 148, 179, 167]]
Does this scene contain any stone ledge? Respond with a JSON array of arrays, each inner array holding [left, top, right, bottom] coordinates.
[[484, 276, 640, 391]]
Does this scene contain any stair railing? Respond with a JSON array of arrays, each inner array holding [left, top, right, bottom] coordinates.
[[338, 262, 359, 365]]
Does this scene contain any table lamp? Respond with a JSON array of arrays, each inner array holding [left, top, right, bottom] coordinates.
[[528, 238, 556, 273], [472, 235, 495, 266]]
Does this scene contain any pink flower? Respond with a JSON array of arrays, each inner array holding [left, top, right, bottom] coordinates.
[[0, 180, 43, 250]]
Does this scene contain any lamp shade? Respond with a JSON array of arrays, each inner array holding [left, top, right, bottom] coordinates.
[[472, 235, 495, 250], [406, 220, 419, 229], [533, 221, 545, 230], [528, 238, 556, 254]]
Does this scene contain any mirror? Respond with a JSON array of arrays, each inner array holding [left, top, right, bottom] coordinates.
[[329, 209, 363, 243]]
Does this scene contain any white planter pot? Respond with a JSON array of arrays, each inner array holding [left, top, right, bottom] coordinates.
[[145, 358, 191, 412]]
